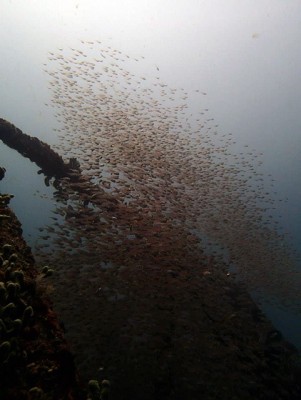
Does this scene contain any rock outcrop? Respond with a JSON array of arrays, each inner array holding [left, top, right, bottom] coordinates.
[[0, 119, 72, 178]]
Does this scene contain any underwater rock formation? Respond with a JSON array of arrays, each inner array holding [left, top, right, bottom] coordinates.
[[0, 193, 83, 399], [0, 167, 5, 181], [0, 118, 74, 178]]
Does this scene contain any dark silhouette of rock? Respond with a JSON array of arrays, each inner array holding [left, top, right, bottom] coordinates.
[[0, 167, 5, 181], [0, 118, 73, 178]]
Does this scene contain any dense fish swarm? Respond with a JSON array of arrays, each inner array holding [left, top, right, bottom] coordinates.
[[33, 40, 301, 385], [40, 40, 300, 302]]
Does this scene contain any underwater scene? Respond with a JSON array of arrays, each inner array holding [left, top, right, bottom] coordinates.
[[1, 1, 301, 399]]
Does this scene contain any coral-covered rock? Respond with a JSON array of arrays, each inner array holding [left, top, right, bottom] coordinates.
[[0, 194, 83, 400]]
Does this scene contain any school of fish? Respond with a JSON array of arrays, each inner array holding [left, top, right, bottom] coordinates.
[[26, 40, 301, 378]]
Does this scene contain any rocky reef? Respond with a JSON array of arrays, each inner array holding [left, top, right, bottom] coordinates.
[[0, 193, 83, 400], [0, 119, 74, 178], [0, 167, 5, 181]]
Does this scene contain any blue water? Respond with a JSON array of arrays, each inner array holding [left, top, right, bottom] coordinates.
[[0, 144, 56, 247]]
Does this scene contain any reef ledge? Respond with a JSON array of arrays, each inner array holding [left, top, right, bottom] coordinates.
[[0, 193, 84, 400], [0, 118, 76, 178]]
